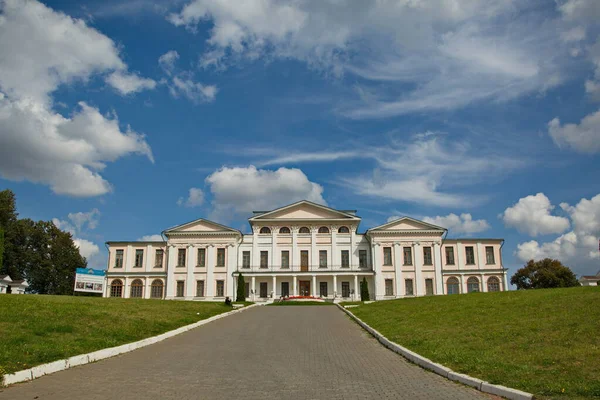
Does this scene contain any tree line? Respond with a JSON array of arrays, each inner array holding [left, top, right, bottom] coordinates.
[[0, 189, 86, 294]]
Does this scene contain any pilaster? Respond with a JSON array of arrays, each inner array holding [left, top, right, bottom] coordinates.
[[413, 242, 424, 296], [271, 226, 277, 270], [226, 244, 235, 297], [291, 226, 298, 271], [252, 226, 259, 270], [434, 243, 443, 295], [393, 242, 403, 297], [310, 226, 318, 270], [373, 242, 384, 300], [166, 245, 176, 298], [186, 244, 196, 298], [145, 244, 152, 272], [331, 225, 337, 269], [206, 245, 215, 297]]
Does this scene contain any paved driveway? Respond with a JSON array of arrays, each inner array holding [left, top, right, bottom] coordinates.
[[0, 305, 491, 400]]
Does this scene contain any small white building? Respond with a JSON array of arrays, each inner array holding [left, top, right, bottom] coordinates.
[[0, 274, 29, 294], [579, 271, 600, 286]]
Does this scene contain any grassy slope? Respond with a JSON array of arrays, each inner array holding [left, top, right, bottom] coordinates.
[[350, 287, 600, 399], [0, 295, 236, 375]]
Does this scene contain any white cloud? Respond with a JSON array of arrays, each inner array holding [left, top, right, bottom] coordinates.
[[177, 187, 204, 207], [548, 109, 600, 154], [0, 98, 153, 196], [558, 0, 600, 22], [205, 165, 325, 219], [0, 0, 154, 196], [502, 193, 570, 237], [169, 0, 569, 118], [423, 213, 490, 234], [387, 216, 401, 223], [138, 234, 164, 241], [158, 50, 180, 75], [106, 71, 156, 95], [53, 208, 101, 261], [169, 76, 218, 103], [514, 193, 600, 276]]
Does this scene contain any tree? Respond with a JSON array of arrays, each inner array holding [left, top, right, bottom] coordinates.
[[0, 189, 18, 276], [511, 258, 580, 290], [236, 273, 246, 302], [0, 227, 4, 269], [360, 277, 370, 301]]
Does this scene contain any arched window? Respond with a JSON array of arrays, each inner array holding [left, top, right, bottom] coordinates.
[[487, 276, 500, 292], [446, 277, 460, 295], [318, 226, 329, 234], [338, 226, 350, 234], [259, 227, 271, 234], [150, 279, 164, 299], [110, 279, 123, 298], [467, 277, 480, 293], [298, 227, 310, 234], [279, 227, 290, 234], [130, 279, 144, 298]]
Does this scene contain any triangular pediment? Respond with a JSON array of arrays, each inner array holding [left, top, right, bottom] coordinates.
[[369, 217, 445, 232], [164, 218, 239, 234], [250, 201, 359, 220]]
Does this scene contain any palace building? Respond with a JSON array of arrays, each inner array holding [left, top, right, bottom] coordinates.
[[104, 201, 508, 301]]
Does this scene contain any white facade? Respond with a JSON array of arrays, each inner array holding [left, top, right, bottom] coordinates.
[[105, 201, 507, 301], [0, 275, 29, 294]]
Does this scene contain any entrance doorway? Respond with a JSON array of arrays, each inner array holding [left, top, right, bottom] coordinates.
[[260, 282, 268, 298], [299, 280, 311, 296]]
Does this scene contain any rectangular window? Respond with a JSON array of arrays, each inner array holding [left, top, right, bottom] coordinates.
[[341, 250, 350, 268], [281, 250, 290, 269], [403, 247, 413, 266], [177, 248, 186, 267], [319, 250, 327, 268], [423, 247, 433, 266], [383, 247, 392, 265], [115, 249, 124, 268], [445, 247, 455, 265], [216, 280, 224, 297], [300, 250, 309, 271], [342, 282, 350, 297], [320, 282, 328, 297], [425, 279, 434, 295], [155, 249, 164, 268], [245, 282, 250, 297], [259, 282, 268, 298], [242, 251, 250, 268], [465, 246, 475, 265], [260, 251, 268, 268], [197, 248, 206, 267], [196, 280, 205, 297], [485, 246, 495, 264], [281, 282, 289, 297], [359, 250, 367, 268], [134, 249, 143, 267], [176, 281, 184, 297], [405, 279, 414, 296], [385, 279, 394, 296], [216, 248, 225, 267]]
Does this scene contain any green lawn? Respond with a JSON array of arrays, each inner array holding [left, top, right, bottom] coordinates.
[[348, 287, 600, 399], [0, 295, 238, 376]]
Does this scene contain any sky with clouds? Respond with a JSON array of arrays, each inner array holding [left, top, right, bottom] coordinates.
[[1, 0, 599, 279]]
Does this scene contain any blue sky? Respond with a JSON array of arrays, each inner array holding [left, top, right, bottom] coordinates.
[[1, 0, 600, 279]]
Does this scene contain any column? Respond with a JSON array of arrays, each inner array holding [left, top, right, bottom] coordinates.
[[433, 243, 443, 295], [460, 274, 465, 294], [503, 270, 509, 291], [413, 243, 424, 296], [271, 227, 277, 271], [272, 275, 277, 298], [393, 243, 403, 297], [144, 277, 151, 299], [311, 227, 318, 270], [291, 226, 298, 271], [123, 276, 130, 298], [354, 275, 358, 301], [456, 241, 462, 270], [125, 244, 133, 272], [312, 275, 317, 296], [252, 226, 259, 270], [350, 227, 357, 269], [251, 276, 256, 301], [373, 243, 384, 300], [206, 245, 215, 298], [293, 275, 297, 296], [145, 244, 152, 272], [186, 244, 196, 299], [331, 226, 337, 270], [333, 275, 337, 298], [226, 244, 235, 297], [166, 245, 176, 298], [476, 243, 484, 269]]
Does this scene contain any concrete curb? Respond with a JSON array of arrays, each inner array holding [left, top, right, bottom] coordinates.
[[337, 305, 534, 400], [2, 303, 260, 387]]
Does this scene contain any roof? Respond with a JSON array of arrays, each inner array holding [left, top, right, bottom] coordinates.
[[248, 200, 360, 221], [10, 279, 28, 286], [162, 218, 241, 235], [0, 275, 13, 282], [367, 216, 446, 233], [581, 275, 600, 280]]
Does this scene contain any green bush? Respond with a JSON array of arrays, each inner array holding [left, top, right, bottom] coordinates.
[[360, 277, 370, 301], [236, 273, 246, 302]]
